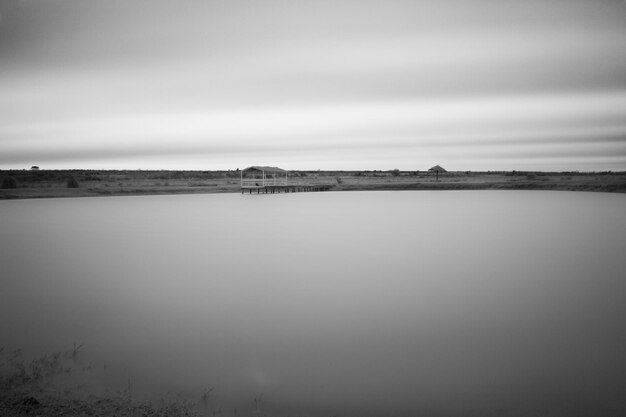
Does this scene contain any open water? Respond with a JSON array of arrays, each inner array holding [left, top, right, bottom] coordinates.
[[1, 191, 625, 416]]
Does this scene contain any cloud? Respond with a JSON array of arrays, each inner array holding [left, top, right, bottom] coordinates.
[[1, 91, 625, 170], [1, 1, 625, 170]]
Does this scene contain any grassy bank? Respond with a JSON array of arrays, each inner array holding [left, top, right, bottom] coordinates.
[[0, 346, 299, 417], [1, 169, 625, 199], [0, 346, 198, 417]]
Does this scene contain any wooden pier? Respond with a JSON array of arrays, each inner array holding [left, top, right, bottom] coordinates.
[[241, 184, 333, 194], [240, 166, 332, 194]]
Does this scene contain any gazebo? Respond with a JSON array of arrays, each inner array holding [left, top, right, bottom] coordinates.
[[240, 166, 288, 188], [428, 165, 447, 181]]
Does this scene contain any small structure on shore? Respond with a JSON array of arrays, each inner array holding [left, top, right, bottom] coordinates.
[[241, 166, 287, 187], [240, 166, 333, 194], [429, 165, 447, 181]]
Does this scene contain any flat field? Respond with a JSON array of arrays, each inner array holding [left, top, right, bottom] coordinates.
[[1, 169, 625, 199]]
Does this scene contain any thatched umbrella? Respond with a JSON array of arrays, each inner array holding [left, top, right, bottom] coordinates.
[[429, 165, 447, 181]]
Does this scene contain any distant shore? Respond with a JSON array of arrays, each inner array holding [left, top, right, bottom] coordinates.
[[1, 169, 625, 199]]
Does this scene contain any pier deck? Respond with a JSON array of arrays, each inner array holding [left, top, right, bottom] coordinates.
[[241, 184, 333, 194]]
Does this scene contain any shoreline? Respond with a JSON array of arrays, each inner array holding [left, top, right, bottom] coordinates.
[[2, 170, 625, 199]]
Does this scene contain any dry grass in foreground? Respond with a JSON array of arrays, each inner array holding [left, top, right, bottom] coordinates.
[[0, 346, 198, 417]]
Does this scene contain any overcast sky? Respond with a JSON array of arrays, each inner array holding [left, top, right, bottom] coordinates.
[[1, 0, 625, 171]]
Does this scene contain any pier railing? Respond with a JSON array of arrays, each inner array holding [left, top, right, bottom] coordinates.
[[240, 169, 332, 194], [241, 178, 288, 187]]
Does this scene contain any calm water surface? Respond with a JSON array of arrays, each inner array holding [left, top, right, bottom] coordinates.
[[1, 191, 625, 416]]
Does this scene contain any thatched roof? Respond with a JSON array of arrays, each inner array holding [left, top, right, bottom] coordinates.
[[243, 166, 286, 174], [428, 165, 447, 173]]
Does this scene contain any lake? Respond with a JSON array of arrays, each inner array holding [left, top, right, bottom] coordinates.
[[1, 190, 625, 416]]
